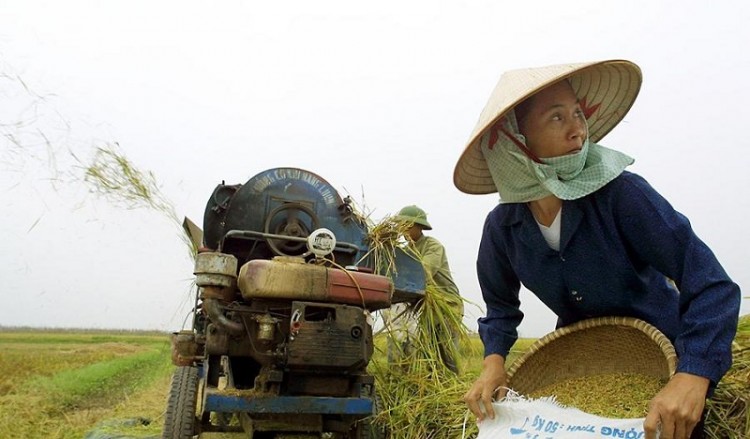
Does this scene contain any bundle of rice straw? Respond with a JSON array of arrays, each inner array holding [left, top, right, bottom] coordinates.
[[83, 144, 196, 258], [360, 214, 477, 438], [704, 313, 750, 438]]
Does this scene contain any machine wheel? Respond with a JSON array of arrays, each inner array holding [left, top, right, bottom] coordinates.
[[263, 202, 320, 256], [162, 366, 200, 439]]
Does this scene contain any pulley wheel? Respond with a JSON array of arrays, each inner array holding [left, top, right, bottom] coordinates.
[[263, 203, 320, 256]]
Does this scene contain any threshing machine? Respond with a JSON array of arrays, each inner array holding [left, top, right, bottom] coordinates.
[[163, 167, 425, 439]]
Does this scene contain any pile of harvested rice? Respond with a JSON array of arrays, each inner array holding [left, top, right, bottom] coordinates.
[[527, 373, 666, 418], [704, 313, 750, 438], [362, 214, 477, 438], [370, 357, 476, 439], [517, 314, 749, 436]]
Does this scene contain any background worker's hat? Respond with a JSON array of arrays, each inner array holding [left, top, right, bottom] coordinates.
[[393, 205, 432, 230], [453, 59, 642, 195]]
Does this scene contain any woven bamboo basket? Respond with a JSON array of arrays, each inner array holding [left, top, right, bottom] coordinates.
[[506, 316, 678, 396]]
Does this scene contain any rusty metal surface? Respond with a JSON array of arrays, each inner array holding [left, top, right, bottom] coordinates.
[[286, 302, 371, 371], [194, 252, 238, 288]]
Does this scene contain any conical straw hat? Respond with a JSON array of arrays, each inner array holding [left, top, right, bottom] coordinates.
[[453, 59, 642, 195]]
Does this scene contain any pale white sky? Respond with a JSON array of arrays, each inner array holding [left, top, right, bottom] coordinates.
[[1, 0, 748, 337]]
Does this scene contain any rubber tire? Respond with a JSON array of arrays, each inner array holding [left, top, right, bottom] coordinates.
[[162, 366, 200, 439]]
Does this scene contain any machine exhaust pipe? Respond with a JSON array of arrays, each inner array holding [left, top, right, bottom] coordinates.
[[194, 251, 243, 335], [203, 298, 245, 336]]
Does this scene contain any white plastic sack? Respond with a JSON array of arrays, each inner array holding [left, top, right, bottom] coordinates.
[[475, 392, 650, 439]]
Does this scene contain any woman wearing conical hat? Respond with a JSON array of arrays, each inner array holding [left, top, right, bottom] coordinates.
[[456, 60, 741, 439]]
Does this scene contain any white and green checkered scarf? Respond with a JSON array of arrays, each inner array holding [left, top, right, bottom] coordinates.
[[480, 110, 634, 203]]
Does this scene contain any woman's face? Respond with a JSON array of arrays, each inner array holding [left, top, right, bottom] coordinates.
[[517, 80, 586, 159]]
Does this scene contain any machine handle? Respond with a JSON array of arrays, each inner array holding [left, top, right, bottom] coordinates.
[[221, 229, 362, 255]]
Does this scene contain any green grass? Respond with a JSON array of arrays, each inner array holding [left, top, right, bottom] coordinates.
[[35, 349, 169, 411]]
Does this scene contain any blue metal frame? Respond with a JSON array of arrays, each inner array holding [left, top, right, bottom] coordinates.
[[197, 363, 374, 418], [203, 390, 373, 416]]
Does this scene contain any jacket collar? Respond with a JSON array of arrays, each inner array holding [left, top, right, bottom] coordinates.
[[496, 200, 584, 253]]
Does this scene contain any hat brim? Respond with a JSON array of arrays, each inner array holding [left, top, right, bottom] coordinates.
[[393, 215, 432, 230], [453, 60, 642, 195]]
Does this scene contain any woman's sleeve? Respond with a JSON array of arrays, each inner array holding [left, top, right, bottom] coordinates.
[[613, 174, 741, 383], [476, 212, 524, 359]]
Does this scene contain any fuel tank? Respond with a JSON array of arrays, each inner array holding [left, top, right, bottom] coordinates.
[[237, 256, 393, 311]]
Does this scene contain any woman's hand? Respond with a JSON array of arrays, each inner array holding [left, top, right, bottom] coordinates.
[[463, 354, 508, 421], [643, 372, 709, 439]]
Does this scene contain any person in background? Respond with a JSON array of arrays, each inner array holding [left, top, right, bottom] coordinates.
[[454, 59, 741, 439], [383, 204, 464, 374]]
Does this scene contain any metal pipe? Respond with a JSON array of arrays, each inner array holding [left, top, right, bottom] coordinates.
[[203, 298, 245, 336], [220, 229, 362, 254]]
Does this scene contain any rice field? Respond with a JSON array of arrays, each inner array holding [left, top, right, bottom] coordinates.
[[0, 328, 515, 439], [0, 317, 746, 439], [0, 329, 173, 439]]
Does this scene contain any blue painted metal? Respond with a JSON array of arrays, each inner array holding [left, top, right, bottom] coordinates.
[[203, 391, 373, 416], [202, 167, 427, 297], [391, 248, 426, 302], [204, 168, 369, 263]]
